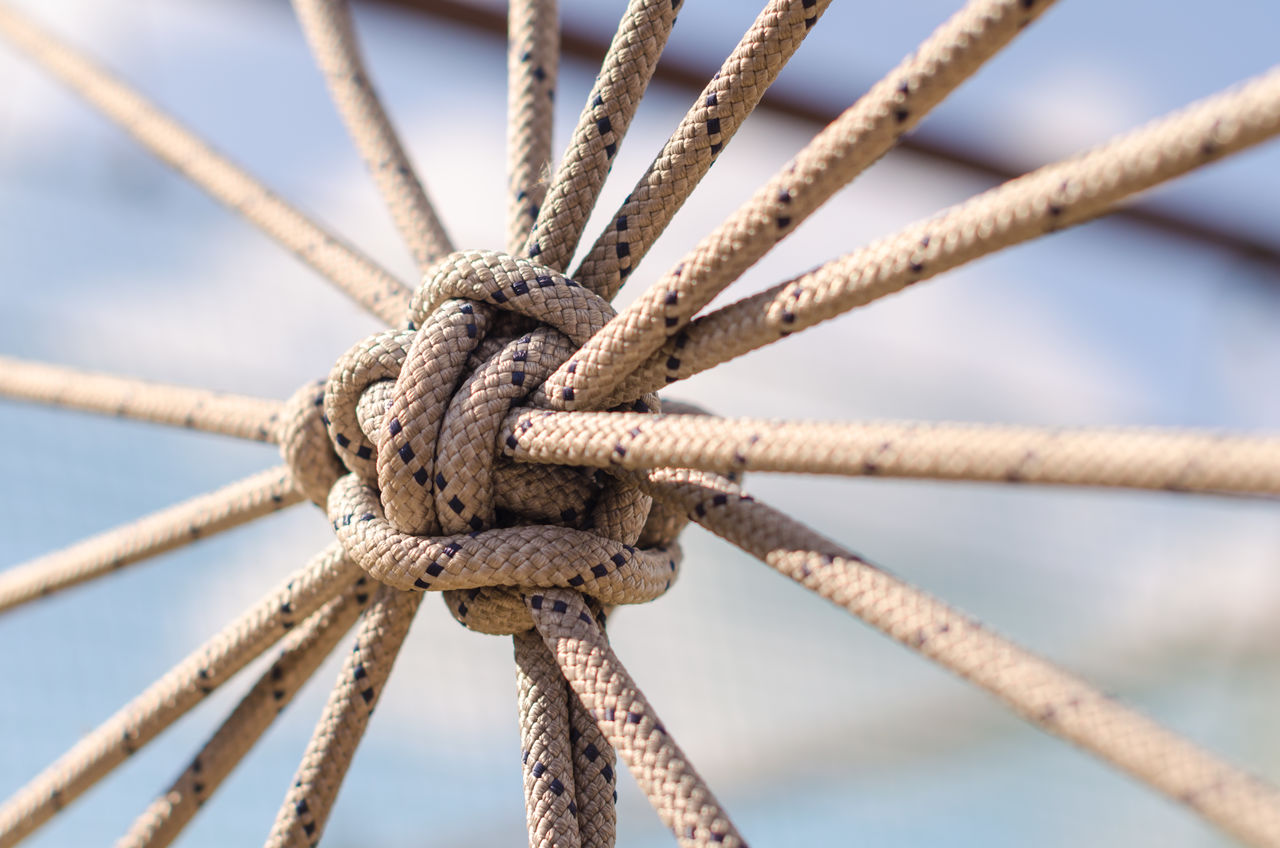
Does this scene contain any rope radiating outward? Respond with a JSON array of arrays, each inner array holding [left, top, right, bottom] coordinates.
[[542, 0, 1057, 410], [605, 65, 1280, 401], [506, 0, 559, 253], [292, 0, 454, 275], [0, 466, 302, 615], [515, 629, 588, 848], [0, 5, 413, 324], [3, 0, 1280, 845], [574, 0, 831, 299], [119, 583, 371, 848], [529, 589, 745, 848], [635, 470, 1280, 848], [0, 356, 284, 443], [0, 545, 361, 848], [265, 586, 422, 848], [501, 411, 1280, 496], [522, 0, 683, 271]]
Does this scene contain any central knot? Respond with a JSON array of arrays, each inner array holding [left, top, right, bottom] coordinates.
[[281, 250, 683, 634]]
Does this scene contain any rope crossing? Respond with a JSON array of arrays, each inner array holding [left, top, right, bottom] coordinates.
[[3, 0, 1280, 845], [276, 250, 695, 846]]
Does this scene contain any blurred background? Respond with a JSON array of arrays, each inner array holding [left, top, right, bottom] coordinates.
[[1, 0, 1279, 845]]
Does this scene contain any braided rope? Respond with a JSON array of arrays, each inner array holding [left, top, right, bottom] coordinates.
[[292, 0, 453, 274], [0, 545, 361, 848], [506, 0, 559, 253], [265, 585, 422, 848], [636, 469, 1280, 847], [565, 672, 619, 848], [118, 584, 371, 848], [0, 466, 301, 615], [0, 0, 1278, 846], [0, 355, 282, 443], [515, 629, 588, 848], [529, 588, 745, 848], [574, 0, 831, 299], [522, 0, 682, 271], [502, 411, 1280, 495], [542, 0, 1056, 410], [0, 5, 413, 324], [606, 65, 1280, 401]]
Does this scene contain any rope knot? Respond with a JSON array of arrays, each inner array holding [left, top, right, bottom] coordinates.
[[304, 250, 683, 633]]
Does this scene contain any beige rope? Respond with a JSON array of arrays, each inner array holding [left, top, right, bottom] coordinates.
[[574, 0, 831, 299], [0, 466, 301, 615], [522, 0, 681, 271], [636, 469, 1280, 848], [0, 5, 413, 325], [506, 0, 559, 253], [502, 410, 1280, 496], [565, 671, 619, 848], [315, 252, 678, 607], [606, 65, 1280, 400], [265, 248, 687, 845], [0, 544, 361, 847], [0, 355, 283, 443], [515, 629, 586, 848], [117, 583, 371, 848], [529, 588, 745, 848], [4, 0, 1279, 843], [265, 585, 421, 848], [540, 0, 1056, 410], [292, 0, 453, 275]]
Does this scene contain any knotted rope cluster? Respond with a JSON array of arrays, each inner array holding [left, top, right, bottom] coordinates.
[[281, 250, 685, 634]]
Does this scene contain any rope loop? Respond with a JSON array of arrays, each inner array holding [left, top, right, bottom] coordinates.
[[292, 250, 682, 634]]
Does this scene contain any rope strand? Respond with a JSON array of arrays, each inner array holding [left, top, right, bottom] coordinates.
[[0, 5, 413, 324], [0, 466, 302, 615], [506, 0, 559, 254], [292, 0, 454, 275], [515, 629, 587, 848], [540, 0, 1055, 410], [0, 355, 283, 443], [265, 586, 422, 848], [521, 0, 682, 271], [501, 410, 1280, 496], [529, 589, 746, 848], [0, 545, 360, 848], [638, 469, 1280, 848], [605, 65, 1280, 400], [573, 0, 831, 299], [117, 585, 370, 848]]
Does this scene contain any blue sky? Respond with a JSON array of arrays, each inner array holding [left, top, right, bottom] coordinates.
[[1, 1, 1279, 845]]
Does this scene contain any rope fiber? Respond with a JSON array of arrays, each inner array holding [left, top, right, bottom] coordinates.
[[1, 0, 1279, 846]]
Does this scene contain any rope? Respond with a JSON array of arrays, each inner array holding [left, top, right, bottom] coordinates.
[[117, 583, 371, 848], [292, 0, 454, 274], [265, 249, 689, 846], [540, 0, 1056, 411], [0, 5, 413, 325], [0, 466, 301, 615], [529, 588, 745, 848], [635, 469, 1280, 848], [522, 0, 682, 271], [506, 0, 559, 253], [265, 585, 421, 848], [501, 411, 1280, 496], [3, 0, 1279, 844], [0, 355, 283, 443], [574, 0, 830, 299], [605, 64, 1280, 401], [515, 629, 588, 848], [0, 544, 361, 848]]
